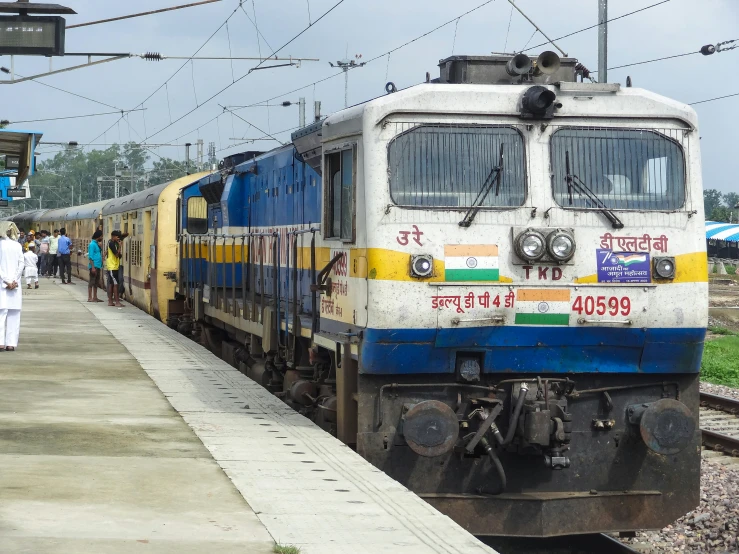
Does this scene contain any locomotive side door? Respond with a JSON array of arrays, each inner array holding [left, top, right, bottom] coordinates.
[[321, 140, 367, 446], [321, 141, 368, 330]]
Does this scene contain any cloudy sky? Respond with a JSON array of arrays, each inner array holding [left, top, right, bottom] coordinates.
[[3, 0, 738, 191]]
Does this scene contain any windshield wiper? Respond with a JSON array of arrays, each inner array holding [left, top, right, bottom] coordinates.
[[459, 143, 504, 228], [564, 151, 624, 230]]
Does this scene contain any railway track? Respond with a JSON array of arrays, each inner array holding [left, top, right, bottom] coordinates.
[[480, 533, 640, 553], [700, 391, 739, 458]]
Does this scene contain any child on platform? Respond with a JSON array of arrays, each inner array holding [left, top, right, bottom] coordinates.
[[24, 244, 39, 289]]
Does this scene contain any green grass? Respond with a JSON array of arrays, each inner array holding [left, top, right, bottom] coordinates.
[[273, 544, 301, 554], [702, 335, 739, 387], [708, 326, 736, 336], [713, 264, 737, 275]]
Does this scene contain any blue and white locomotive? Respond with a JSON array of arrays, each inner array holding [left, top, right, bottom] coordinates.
[[175, 52, 707, 536]]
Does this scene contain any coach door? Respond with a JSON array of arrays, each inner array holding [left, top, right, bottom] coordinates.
[[143, 209, 153, 313]]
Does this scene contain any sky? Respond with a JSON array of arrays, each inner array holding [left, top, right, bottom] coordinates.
[[2, 0, 738, 192]]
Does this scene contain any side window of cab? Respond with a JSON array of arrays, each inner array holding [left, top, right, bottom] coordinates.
[[324, 147, 355, 242]]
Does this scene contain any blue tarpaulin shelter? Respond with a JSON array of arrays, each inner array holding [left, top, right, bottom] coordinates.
[[707, 221, 739, 259]]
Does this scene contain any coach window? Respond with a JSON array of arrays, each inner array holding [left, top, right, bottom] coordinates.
[[187, 196, 208, 234], [325, 147, 355, 241]]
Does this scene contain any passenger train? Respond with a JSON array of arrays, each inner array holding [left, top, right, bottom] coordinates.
[[8, 52, 708, 537]]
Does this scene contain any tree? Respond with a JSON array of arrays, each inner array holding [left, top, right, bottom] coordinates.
[[148, 157, 188, 187], [704, 189, 725, 220], [710, 206, 732, 223], [724, 192, 739, 211]]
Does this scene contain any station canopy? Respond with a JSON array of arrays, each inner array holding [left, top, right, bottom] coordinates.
[[706, 221, 739, 242], [0, 129, 42, 184]]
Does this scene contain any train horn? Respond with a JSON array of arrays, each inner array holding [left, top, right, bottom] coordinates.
[[535, 51, 561, 75], [506, 53, 533, 76]]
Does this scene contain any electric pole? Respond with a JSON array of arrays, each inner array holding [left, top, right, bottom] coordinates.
[[598, 0, 608, 83], [329, 55, 365, 108], [208, 141, 217, 168], [281, 98, 307, 127]]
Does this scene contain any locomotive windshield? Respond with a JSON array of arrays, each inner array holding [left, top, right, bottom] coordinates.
[[388, 124, 525, 208], [550, 128, 686, 211]]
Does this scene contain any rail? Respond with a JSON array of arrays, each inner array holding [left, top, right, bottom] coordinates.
[[699, 391, 739, 457], [481, 532, 641, 553]]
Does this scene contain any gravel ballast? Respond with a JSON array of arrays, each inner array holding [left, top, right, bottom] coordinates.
[[620, 454, 739, 552]]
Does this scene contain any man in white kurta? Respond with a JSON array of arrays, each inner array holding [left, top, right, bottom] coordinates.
[[0, 222, 25, 350]]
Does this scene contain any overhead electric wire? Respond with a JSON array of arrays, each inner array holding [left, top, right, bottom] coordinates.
[[240, 3, 274, 53], [140, 0, 348, 143], [10, 108, 145, 124], [136, 3, 242, 108], [160, 0, 498, 152], [591, 39, 737, 74], [85, 0, 246, 149], [523, 0, 672, 53], [590, 51, 699, 74], [9, 71, 123, 111], [363, 0, 494, 65], [66, 0, 223, 29], [690, 92, 739, 106]]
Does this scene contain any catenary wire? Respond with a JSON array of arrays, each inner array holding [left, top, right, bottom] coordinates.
[[86, 0, 244, 147], [10, 109, 145, 124], [503, 1, 514, 52], [240, 3, 274, 53], [141, 0, 348, 142], [8, 71, 123, 111], [157, 0, 498, 151], [523, 0, 672, 52], [690, 92, 739, 105]]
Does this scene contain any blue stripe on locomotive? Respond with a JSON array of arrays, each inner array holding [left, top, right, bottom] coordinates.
[[360, 326, 705, 375]]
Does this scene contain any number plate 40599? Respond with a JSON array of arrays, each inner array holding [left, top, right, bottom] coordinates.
[[571, 290, 647, 320]]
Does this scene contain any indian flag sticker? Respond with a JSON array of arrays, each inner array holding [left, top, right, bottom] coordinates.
[[515, 289, 571, 326], [444, 245, 499, 282]]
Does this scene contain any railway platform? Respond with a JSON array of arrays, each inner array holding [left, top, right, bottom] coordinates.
[[0, 282, 495, 554]]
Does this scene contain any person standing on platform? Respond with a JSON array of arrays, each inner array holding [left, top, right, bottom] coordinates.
[[106, 231, 124, 307], [25, 230, 38, 253], [49, 229, 59, 277], [0, 222, 25, 352], [88, 230, 104, 303], [24, 244, 39, 289], [57, 228, 73, 285], [38, 231, 50, 276]]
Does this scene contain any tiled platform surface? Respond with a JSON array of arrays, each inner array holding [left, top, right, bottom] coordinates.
[[50, 282, 495, 554], [0, 283, 274, 554]]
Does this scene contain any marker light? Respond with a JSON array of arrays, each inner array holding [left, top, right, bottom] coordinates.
[[411, 254, 434, 278], [547, 230, 576, 262], [515, 230, 546, 262], [654, 257, 676, 280]]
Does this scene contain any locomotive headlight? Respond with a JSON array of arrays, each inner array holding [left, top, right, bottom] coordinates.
[[546, 230, 576, 262], [411, 254, 434, 278], [515, 230, 546, 262], [654, 257, 676, 280]]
